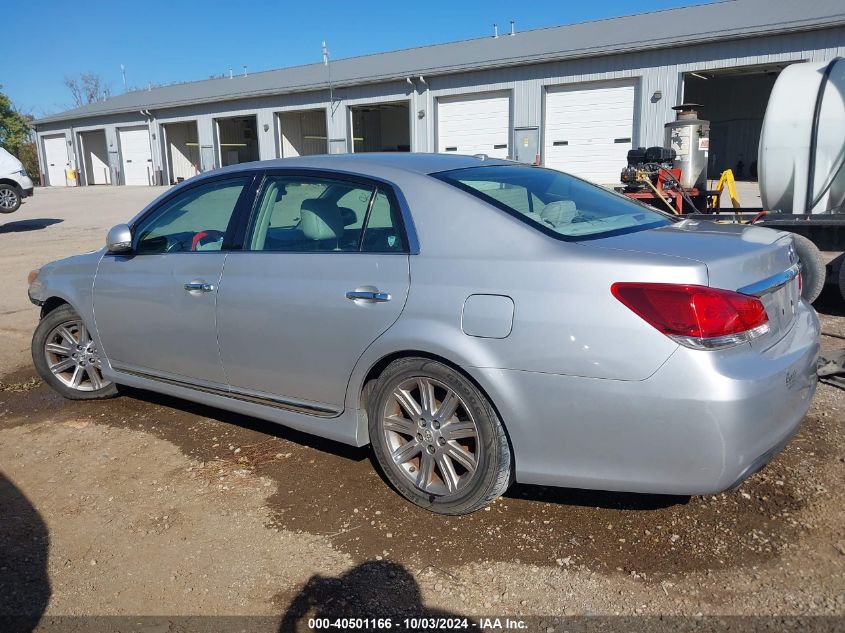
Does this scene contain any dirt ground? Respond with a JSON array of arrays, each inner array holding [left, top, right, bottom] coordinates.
[[0, 187, 843, 629]]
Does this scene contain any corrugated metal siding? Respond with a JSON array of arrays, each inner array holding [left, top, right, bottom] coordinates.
[[426, 27, 845, 148], [35, 27, 845, 183]]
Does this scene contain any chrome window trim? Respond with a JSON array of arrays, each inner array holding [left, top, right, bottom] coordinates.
[[113, 365, 340, 418], [738, 264, 800, 297]]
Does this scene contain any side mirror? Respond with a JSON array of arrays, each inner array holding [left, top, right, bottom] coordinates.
[[106, 224, 133, 254]]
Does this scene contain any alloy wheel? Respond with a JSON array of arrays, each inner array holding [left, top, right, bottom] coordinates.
[[381, 376, 480, 495], [43, 319, 111, 391]]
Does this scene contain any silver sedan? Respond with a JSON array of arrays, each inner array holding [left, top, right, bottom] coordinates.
[[28, 154, 819, 514]]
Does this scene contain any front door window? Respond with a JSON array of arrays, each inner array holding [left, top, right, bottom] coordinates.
[[134, 177, 250, 254]]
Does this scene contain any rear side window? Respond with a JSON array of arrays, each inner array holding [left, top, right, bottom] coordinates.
[[435, 165, 670, 240], [246, 175, 406, 253], [361, 190, 405, 252]]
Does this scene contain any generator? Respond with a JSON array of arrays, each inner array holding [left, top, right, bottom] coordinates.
[[620, 146, 677, 190], [618, 104, 711, 213]]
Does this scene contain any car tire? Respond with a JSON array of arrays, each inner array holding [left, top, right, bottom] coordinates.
[[791, 233, 825, 304], [31, 304, 118, 400], [368, 357, 512, 515], [0, 184, 21, 213]]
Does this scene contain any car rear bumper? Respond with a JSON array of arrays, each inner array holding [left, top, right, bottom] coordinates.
[[468, 301, 820, 495]]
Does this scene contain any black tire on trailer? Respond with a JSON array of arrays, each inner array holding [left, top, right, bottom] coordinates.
[[791, 233, 826, 304], [838, 255, 845, 302]]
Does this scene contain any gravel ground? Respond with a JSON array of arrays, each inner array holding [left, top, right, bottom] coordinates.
[[0, 187, 843, 628]]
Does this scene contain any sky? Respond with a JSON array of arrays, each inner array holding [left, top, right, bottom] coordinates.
[[2, 0, 713, 117]]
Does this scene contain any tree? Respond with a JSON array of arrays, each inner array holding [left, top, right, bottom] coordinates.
[[16, 142, 38, 181], [65, 73, 111, 107], [0, 86, 31, 156], [0, 86, 37, 179]]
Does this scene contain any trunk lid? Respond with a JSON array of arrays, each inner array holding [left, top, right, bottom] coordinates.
[[581, 219, 801, 347]]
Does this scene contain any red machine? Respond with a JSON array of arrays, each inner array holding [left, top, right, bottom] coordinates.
[[617, 145, 709, 214]]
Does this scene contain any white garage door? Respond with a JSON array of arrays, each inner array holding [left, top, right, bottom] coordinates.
[[119, 126, 153, 186], [544, 82, 635, 184], [43, 134, 69, 186], [437, 93, 510, 159]]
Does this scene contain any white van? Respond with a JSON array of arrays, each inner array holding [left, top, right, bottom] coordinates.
[[0, 147, 34, 213]]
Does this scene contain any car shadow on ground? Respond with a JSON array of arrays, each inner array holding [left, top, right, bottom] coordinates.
[[0, 473, 50, 633], [278, 560, 475, 632], [0, 218, 63, 234], [121, 385, 688, 513], [506, 482, 688, 511]]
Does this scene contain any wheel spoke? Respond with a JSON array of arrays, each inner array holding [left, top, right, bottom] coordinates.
[[77, 323, 89, 344], [441, 420, 476, 441], [435, 453, 460, 493], [391, 439, 421, 465], [417, 451, 435, 488], [383, 414, 416, 436], [69, 365, 84, 388], [393, 387, 421, 419], [57, 326, 78, 347], [85, 366, 103, 390], [445, 442, 477, 475], [45, 342, 72, 356], [50, 357, 76, 374], [434, 390, 460, 423], [417, 378, 436, 414]]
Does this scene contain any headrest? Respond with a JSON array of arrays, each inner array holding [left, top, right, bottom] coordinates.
[[540, 200, 578, 228], [300, 198, 344, 241]]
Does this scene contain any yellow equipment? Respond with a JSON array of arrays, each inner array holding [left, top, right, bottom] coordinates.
[[711, 169, 741, 209]]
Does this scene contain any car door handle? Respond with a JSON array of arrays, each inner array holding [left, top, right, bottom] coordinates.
[[184, 281, 215, 293], [346, 290, 391, 303]]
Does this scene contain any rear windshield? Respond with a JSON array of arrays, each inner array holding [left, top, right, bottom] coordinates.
[[434, 165, 671, 240]]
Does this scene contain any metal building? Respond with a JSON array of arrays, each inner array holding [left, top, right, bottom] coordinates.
[[33, 0, 845, 187]]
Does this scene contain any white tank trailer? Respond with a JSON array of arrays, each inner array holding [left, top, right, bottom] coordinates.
[[759, 58, 845, 215], [753, 57, 845, 304]]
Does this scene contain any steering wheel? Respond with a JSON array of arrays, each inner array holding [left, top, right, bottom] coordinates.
[[191, 230, 225, 251], [160, 235, 182, 253]]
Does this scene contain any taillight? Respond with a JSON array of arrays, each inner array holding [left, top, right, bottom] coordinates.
[[611, 282, 770, 350]]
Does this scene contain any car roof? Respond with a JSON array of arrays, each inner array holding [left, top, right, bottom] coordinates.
[[209, 152, 514, 179]]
